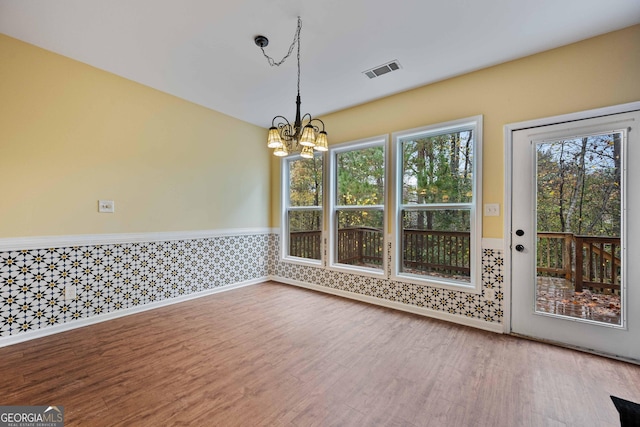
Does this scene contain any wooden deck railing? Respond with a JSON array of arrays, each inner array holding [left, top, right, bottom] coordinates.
[[337, 227, 384, 266], [402, 229, 470, 277], [288, 228, 384, 264], [574, 236, 621, 292], [290, 229, 621, 292], [290, 228, 470, 273], [537, 233, 620, 291], [537, 232, 574, 280], [289, 230, 322, 260]]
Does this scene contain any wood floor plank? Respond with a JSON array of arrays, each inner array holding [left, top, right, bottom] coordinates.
[[1, 281, 639, 426]]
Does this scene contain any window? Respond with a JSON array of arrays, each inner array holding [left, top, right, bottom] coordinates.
[[282, 154, 323, 263], [393, 116, 482, 291], [329, 137, 387, 273]]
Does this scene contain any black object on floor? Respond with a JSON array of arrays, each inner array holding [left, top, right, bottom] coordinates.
[[611, 395, 640, 427]]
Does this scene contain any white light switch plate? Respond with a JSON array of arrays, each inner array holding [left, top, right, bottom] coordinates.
[[484, 203, 500, 217], [98, 200, 115, 213], [64, 284, 76, 301]]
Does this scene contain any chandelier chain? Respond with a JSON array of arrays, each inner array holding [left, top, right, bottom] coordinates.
[[258, 17, 302, 94]]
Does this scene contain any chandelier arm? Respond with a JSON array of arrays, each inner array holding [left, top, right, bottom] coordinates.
[[309, 118, 326, 132], [280, 127, 295, 141], [274, 121, 297, 143], [271, 114, 295, 144], [300, 112, 313, 125], [277, 125, 295, 142], [271, 115, 291, 128]]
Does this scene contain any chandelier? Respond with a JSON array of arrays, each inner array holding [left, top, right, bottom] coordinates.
[[255, 17, 328, 158]]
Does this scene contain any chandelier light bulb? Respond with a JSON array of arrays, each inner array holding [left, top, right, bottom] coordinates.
[[314, 131, 328, 151], [273, 143, 289, 157], [299, 124, 316, 147], [267, 127, 284, 148], [300, 145, 314, 159]]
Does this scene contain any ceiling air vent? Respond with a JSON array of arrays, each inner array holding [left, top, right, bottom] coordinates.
[[363, 60, 402, 79]]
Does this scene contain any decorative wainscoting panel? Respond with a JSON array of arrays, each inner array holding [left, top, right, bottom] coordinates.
[[270, 235, 504, 327], [1, 231, 504, 344], [0, 232, 270, 339]]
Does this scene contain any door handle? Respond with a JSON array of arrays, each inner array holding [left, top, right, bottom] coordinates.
[[515, 244, 525, 252]]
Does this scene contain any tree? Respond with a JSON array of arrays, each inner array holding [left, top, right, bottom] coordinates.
[[536, 133, 621, 237], [402, 130, 473, 232], [288, 156, 322, 232], [336, 146, 385, 229]]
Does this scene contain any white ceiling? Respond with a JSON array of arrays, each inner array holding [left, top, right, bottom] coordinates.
[[1, 0, 639, 128]]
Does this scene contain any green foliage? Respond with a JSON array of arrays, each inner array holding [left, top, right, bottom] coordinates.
[[336, 145, 385, 230], [337, 146, 385, 206], [402, 210, 470, 232], [337, 209, 383, 229], [536, 134, 621, 237], [403, 131, 473, 205], [287, 156, 322, 235], [289, 156, 322, 207], [402, 130, 473, 232]]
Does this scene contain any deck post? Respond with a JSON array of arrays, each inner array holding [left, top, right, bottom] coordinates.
[[563, 234, 573, 280], [611, 243, 617, 289], [575, 236, 584, 292]]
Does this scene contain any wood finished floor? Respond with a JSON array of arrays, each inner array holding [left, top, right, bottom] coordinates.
[[1, 281, 639, 426]]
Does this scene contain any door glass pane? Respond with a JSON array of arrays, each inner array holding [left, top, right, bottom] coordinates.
[[536, 132, 622, 325], [401, 209, 471, 282]]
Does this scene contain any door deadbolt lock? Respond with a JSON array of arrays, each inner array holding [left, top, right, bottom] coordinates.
[[516, 229, 525, 236]]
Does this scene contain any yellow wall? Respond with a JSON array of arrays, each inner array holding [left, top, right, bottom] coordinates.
[[0, 35, 270, 238], [270, 25, 640, 238], [3, 24, 638, 240]]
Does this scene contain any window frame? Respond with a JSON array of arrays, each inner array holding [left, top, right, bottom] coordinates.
[[391, 116, 483, 293], [328, 135, 388, 277], [281, 153, 325, 266]]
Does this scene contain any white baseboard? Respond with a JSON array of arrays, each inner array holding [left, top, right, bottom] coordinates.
[[272, 276, 505, 334], [0, 277, 267, 348]]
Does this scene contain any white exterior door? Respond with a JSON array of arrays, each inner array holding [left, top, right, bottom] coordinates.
[[510, 109, 640, 361]]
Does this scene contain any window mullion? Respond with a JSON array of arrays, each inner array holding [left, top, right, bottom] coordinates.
[[334, 205, 384, 211], [401, 203, 471, 211], [287, 206, 323, 211]]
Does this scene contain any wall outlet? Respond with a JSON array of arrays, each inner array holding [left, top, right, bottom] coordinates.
[[98, 200, 115, 213], [484, 203, 500, 217], [64, 284, 76, 301]]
